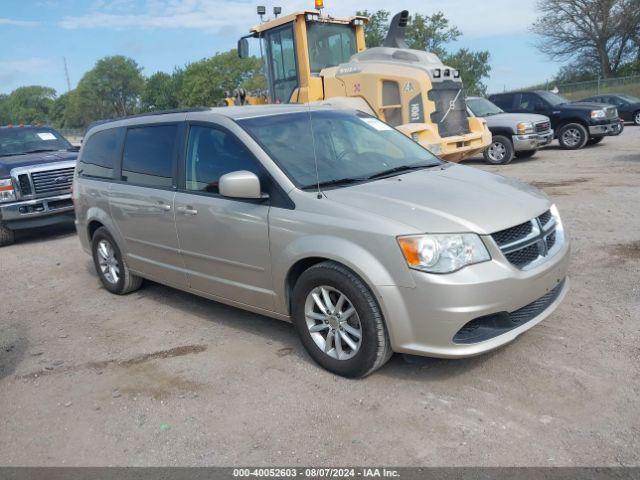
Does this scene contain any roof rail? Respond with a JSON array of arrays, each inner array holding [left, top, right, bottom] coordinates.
[[86, 107, 212, 131]]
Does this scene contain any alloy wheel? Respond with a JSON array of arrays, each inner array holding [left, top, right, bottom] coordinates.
[[97, 239, 120, 285], [304, 286, 362, 361], [487, 141, 506, 162], [562, 128, 582, 147], [635, 112, 640, 126]]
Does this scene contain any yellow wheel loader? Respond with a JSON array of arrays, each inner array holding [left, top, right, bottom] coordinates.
[[237, 6, 491, 162]]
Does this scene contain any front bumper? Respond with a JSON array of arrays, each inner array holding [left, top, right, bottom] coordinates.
[[512, 130, 554, 151], [0, 194, 75, 230], [589, 121, 619, 136], [377, 236, 571, 358]]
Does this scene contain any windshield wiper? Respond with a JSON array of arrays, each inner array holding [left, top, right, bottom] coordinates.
[[365, 164, 432, 180], [24, 149, 59, 154], [302, 177, 366, 190]]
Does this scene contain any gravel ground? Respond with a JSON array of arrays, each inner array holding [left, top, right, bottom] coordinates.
[[0, 128, 638, 467]]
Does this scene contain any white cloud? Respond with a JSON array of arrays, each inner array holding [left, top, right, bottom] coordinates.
[[0, 18, 40, 27], [58, 0, 538, 38]]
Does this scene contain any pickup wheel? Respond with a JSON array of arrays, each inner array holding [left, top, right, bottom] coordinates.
[[291, 261, 392, 378], [588, 136, 605, 145], [558, 123, 588, 149], [0, 222, 15, 247], [515, 149, 537, 159], [483, 135, 514, 165], [91, 227, 143, 295]]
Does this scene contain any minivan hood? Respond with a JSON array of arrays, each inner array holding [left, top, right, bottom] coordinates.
[[324, 164, 550, 235]]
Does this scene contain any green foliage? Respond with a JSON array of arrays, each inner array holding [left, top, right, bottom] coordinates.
[[0, 86, 56, 124], [179, 50, 263, 107], [356, 10, 391, 48], [359, 9, 490, 96], [141, 70, 184, 112]]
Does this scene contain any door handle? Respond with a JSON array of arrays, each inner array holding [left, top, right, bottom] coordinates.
[[177, 206, 198, 216]]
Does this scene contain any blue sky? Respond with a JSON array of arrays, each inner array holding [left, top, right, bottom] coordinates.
[[0, 0, 559, 96]]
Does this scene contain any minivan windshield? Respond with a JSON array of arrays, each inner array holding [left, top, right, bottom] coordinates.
[[238, 110, 442, 189], [537, 91, 570, 106], [467, 98, 503, 117], [0, 127, 72, 157]]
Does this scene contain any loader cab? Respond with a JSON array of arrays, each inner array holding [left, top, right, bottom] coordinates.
[[238, 11, 367, 104]]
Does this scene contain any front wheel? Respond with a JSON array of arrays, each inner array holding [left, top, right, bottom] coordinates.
[[634, 111, 640, 126], [291, 261, 392, 378], [483, 135, 514, 165], [515, 149, 538, 159], [558, 123, 588, 149], [0, 222, 15, 247]]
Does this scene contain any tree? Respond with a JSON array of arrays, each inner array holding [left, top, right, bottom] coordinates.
[[66, 55, 145, 127], [356, 10, 391, 47], [141, 70, 183, 111], [357, 10, 491, 95], [532, 0, 640, 78], [0, 94, 9, 124], [178, 50, 263, 107], [2, 86, 56, 124]]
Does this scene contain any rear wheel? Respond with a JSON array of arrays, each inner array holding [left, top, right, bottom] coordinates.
[[558, 123, 588, 150], [91, 227, 142, 295], [515, 149, 537, 159], [291, 261, 392, 378], [0, 222, 15, 247], [483, 135, 514, 165], [588, 135, 605, 145]]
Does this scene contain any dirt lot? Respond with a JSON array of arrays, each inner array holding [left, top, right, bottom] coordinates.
[[0, 128, 638, 467]]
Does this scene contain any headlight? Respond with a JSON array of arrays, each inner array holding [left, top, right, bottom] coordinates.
[[516, 122, 535, 135], [0, 179, 16, 203], [397, 233, 491, 274], [591, 109, 606, 119]]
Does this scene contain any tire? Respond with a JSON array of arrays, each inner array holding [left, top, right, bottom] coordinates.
[[634, 111, 640, 126], [0, 222, 15, 247], [515, 149, 537, 159], [483, 135, 514, 165], [91, 227, 142, 295], [291, 261, 392, 378], [558, 123, 588, 150], [588, 136, 605, 145]]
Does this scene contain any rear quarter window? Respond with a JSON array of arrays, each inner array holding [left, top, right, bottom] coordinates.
[[78, 127, 123, 179]]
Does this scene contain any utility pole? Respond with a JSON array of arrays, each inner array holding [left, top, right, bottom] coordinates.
[[63, 57, 71, 92]]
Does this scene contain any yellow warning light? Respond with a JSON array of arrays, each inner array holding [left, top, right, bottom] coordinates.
[[315, 0, 324, 10]]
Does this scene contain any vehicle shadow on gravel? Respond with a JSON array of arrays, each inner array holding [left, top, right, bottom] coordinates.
[[0, 324, 28, 381], [114, 278, 496, 381], [13, 222, 76, 246]]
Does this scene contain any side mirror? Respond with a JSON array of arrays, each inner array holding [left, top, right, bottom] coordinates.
[[219, 170, 263, 199], [238, 38, 250, 59]]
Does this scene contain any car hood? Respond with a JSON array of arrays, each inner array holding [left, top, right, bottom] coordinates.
[[0, 150, 78, 178], [565, 101, 610, 111], [483, 112, 549, 128], [324, 164, 550, 235]]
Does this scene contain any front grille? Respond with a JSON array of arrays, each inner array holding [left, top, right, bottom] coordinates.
[[491, 209, 559, 270], [31, 167, 74, 195], [453, 279, 566, 344], [605, 106, 617, 119], [505, 243, 540, 268], [535, 121, 551, 133], [492, 221, 533, 247], [18, 174, 32, 196], [428, 80, 470, 138]]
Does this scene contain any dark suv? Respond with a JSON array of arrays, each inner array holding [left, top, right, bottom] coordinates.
[[0, 125, 78, 246], [489, 90, 620, 150]]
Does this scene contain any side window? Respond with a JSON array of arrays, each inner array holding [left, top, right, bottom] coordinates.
[[185, 125, 262, 194], [78, 127, 122, 179], [491, 95, 512, 110], [518, 93, 545, 112], [121, 124, 178, 188], [265, 24, 299, 103]]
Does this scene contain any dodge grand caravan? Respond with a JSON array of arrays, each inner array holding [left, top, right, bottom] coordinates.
[[74, 106, 570, 378]]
